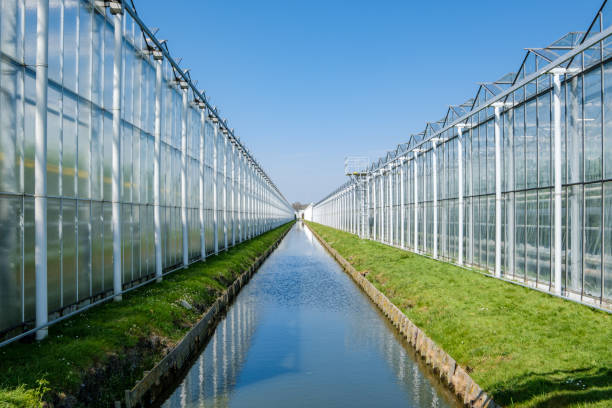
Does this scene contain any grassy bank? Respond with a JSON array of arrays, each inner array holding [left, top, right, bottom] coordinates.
[[0, 222, 294, 408], [306, 221, 611, 408]]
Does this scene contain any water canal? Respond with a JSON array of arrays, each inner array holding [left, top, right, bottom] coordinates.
[[161, 222, 459, 407]]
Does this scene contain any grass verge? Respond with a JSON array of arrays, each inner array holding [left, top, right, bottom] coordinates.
[[0, 221, 294, 408], [305, 221, 611, 408]]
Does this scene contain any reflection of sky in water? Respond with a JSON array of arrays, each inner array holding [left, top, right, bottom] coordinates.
[[162, 223, 459, 408]]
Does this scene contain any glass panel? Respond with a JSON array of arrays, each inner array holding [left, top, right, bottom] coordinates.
[[515, 192, 526, 280], [604, 61, 612, 179], [567, 75, 583, 183], [514, 105, 525, 190], [0, 60, 20, 194], [567, 185, 583, 293], [0, 195, 23, 330], [526, 190, 538, 281], [584, 67, 602, 181], [584, 184, 602, 298], [604, 182, 612, 301], [537, 93, 551, 187], [48, 198, 61, 311], [538, 190, 551, 285], [525, 99, 537, 189], [62, 199, 77, 305]]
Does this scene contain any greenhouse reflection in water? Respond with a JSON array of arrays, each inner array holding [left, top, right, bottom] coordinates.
[[162, 223, 458, 408]]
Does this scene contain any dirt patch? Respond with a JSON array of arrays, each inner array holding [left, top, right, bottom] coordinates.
[[52, 336, 169, 408]]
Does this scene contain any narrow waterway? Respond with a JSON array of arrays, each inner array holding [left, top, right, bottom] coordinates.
[[161, 222, 459, 407]]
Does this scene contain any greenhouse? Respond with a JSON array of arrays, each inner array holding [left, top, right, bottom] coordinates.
[[0, 0, 294, 343], [312, 2, 612, 310]]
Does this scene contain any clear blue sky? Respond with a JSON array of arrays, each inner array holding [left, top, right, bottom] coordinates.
[[137, 0, 602, 204]]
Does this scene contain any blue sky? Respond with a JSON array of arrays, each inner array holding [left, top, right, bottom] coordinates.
[[137, 0, 602, 204]]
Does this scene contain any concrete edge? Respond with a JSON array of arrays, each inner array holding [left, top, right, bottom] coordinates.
[[123, 223, 294, 408], [304, 222, 500, 408]]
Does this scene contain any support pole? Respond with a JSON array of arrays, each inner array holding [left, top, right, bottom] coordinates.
[[223, 131, 228, 250], [154, 60, 162, 281], [432, 140, 438, 259], [414, 151, 419, 252], [388, 165, 393, 245], [35, 0, 49, 340], [237, 153, 242, 243], [181, 89, 188, 268], [213, 120, 218, 254], [379, 171, 384, 242], [373, 174, 377, 240], [400, 159, 405, 248], [112, 8, 123, 301], [365, 176, 370, 238], [552, 72, 563, 295], [493, 104, 502, 278], [457, 125, 465, 266], [231, 142, 236, 247], [199, 107, 206, 260]]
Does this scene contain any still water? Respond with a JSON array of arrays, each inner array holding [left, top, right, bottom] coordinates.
[[162, 222, 459, 408]]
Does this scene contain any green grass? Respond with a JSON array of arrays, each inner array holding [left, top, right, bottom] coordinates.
[[0, 222, 294, 408], [306, 221, 612, 408]]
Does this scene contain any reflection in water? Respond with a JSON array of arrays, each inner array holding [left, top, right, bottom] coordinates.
[[162, 223, 459, 408]]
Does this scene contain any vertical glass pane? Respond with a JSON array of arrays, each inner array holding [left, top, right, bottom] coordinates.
[[48, 198, 61, 312], [62, 199, 77, 305], [537, 93, 551, 187], [514, 105, 525, 190], [584, 184, 602, 297], [604, 182, 612, 301], [567, 75, 583, 183], [78, 100, 91, 199], [526, 190, 538, 281], [584, 67, 603, 181], [567, 185, 583, 293], [525, 100, 537, 189], [23, 198, 35, 321], [63, 94, 77, 197], [92, 202, 103, 296], [538, 190, 551, 285], [0, 195, 23, 330], [515, 192, 526, 280], [0, 60, 21, 194]]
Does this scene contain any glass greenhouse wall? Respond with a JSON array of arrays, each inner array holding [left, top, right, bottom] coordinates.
[[0, 0, 294, 342], [313, 0, 612, 310]]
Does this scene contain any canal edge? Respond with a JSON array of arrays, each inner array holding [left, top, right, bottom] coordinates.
[[304, 222, 500, 408], [122, 222, 294, 408]]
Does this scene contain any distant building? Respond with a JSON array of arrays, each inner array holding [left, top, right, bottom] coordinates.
[[302, 204, 313, 221]]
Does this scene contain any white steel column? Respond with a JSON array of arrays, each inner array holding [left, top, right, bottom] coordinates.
[[365, 176, 370, 238], [355, 184, 358, 235], [413, 151, 418, 252], [248, 163, 252, 238], [231, 142, 236, 247], [388, 165, 393, 244], [493, 103, 502, 278], [154, 60, 162, 280], [400, 158, 405, 248], [112, 8, 123, 301], [199, 106, 206, 260], [379, 171, 384, 242], [213, 119, 219, 253], [237, 153, 242, 243], [35, 0, 49, 340], [468, 127, 474, 265], [432, 140, 438, 259], [552, 71, 563, 295], [372, 174, 377, 240], [223, 130, 228, 250], [456, 125, 466, 266], [181, 89, 188, 268]]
